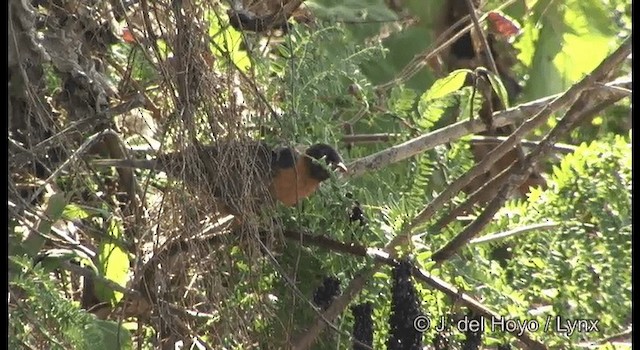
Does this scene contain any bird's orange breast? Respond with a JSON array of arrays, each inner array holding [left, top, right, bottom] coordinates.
[[269, 160, 321, 206]]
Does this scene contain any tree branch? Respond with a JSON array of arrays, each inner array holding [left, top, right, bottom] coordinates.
[[407, 39, 630, 231], [470, 135, 578, 155], [431, 38, 631, 262], [429, 80, 629, 232], [464, 0, 500, 75], [469, 222, 559, 245], [346, 79, 630, 180]]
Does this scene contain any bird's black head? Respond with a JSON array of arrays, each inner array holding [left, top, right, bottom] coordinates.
[[304, 143, 347, 181]]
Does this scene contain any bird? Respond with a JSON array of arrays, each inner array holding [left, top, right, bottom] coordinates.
[[92, 141, 347, 216]]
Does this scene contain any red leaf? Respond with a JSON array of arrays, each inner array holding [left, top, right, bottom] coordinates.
[[122, 28, 136, 44], [487, 11, 522, 38]]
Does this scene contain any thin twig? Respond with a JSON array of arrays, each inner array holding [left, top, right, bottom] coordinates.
[[464, 0, 500, 75], [105, 94, 148, 119], [470, 135, 577, 154], [283, 230, 369, 257], [469, 222, 559, 245], [431, 171, 529, 263], [26, 129, 119, 206], [578, 328, 632, 346], [427, 157, 519, 231], [341, 133, 401, 144]]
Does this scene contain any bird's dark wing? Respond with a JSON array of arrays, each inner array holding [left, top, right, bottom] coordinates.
[[93, 141, 279, 215], [271, 146, 299, 170]]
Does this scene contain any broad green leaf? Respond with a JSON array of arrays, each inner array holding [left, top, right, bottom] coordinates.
[[423, 69, 471, 101], [84, 319, 133, 350], [416, 70, 471, 129], [373, 271, 389, 279], [206, 10, 251, 72], [62, 204, 110, 220], [530, 257, 546, 269], [459, 85, 482, 121], [95, 218, 130, 304], [23, 192, 67, 256], [516, 0, 618, 99], [62, 204, 91, 220]]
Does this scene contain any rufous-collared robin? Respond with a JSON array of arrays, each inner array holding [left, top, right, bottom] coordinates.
[[92, 141, 347, 216]]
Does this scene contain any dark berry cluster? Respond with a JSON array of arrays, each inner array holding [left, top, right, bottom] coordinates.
[[432, 332, 450, 350], [351, 302, 373, 350], [313, 276, 341, 311], [349, 201, 368, 227], [387, 259, 424, 350], [462, 312, 483, 350]]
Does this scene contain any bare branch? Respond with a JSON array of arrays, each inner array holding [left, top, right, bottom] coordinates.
[[408, 38, 630, 231], [470, 135, 577, 155], [341, 133, 401, 144], [346, 80, 630, 179], [464, 0, 500, 75], [431, 38, 631, 262], [469, 222, 559, 245]]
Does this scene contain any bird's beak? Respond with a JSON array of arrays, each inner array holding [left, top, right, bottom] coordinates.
[[333, 162, 348, 173]]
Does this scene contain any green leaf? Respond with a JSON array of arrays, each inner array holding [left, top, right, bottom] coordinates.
[[423, 69, 471, 101], [389, 85, 418, 114], [62, 204, 91, 220], [530, 257, 547, 269], [416, 69, 471, 129], [34, 248, 96, 272], [22, 192, 68, 256], [481, 68, 511, 109], [206, 10, 251, 72], [84, 319, 133, 350], [95, 218, 130, 304], [516, 0, 619, 99], [373, 271, 389, 279], [63, 204, 110, 220]]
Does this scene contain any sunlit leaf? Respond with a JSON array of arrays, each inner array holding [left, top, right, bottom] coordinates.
[[423, 69, 471, 101], [206, 10, 252, 72], [95, 218, 130, 304]]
